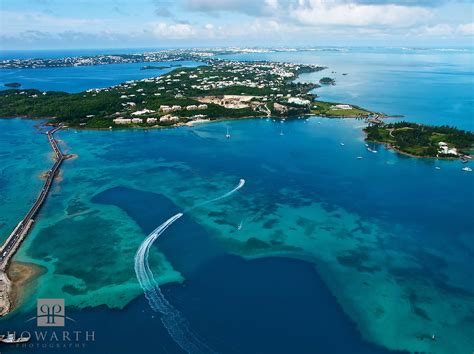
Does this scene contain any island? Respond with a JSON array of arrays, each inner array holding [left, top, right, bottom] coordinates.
[[4, 82, 21, 88], [0, 50, 204, 69], [0, 59, 381, 129], [2, 54, 470, 162], [319, 77, 336, 85], [141, 65, 171, 70], [0, 48, 356, 70], [364, 121, 474, 159]]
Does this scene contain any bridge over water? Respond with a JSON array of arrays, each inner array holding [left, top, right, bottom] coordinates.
[[0, 126, 64, 271]]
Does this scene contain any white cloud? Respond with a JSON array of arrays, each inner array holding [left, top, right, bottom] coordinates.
[[416, 22, 474, 37], [289, 0, 433, 27], [422, 23, 454, 36], [457, 22, 474, 36], [152, 22, 197, 39], [0, 10, 105, 34], [265, 0, 280, 10], [2, 1, 472, 49]]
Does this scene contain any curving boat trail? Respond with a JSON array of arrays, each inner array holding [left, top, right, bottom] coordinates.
[[134, 179, 245, 354]]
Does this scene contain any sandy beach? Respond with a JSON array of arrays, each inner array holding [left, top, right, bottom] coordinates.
[[5, 261, 46, 312]]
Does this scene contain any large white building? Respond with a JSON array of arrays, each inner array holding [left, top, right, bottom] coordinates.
[[132, 109, 155, 116], [288, 97, 311, 106], [113, 118, 132, 124]]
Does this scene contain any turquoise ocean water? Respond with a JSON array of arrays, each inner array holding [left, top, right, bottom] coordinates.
[[0, 48, 473, 354]]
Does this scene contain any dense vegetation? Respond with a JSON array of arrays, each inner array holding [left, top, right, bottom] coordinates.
[[0, 62, 324, 128], [0, 61, 379, 129], [319, 77, 336, 85], [0, 89, 123, 125], [364, 121, 474, 157]]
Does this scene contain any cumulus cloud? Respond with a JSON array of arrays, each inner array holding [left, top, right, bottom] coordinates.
[[417, 22, 474, 36], [146, 17, 302, 42], [2, 0, 473, 48], [151, 22, 198, 39], [178, 0, 437, 31], [422, 23, 454, 36], [1, 10, 107, 34], [289, 0, 432, 27], [457, 22, 474, 36], [346, 0, 450, 6]]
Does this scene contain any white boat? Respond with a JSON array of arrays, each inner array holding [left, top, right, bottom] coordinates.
[[462, 167, 472, 172], [340, 143, 345, 146], [357, 156, 363, 159], [0, 333, 30, 344], [435, 166, 441, 170], [225, 127, 231, 139]]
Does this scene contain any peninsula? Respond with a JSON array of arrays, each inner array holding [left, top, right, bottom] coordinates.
[[364, 121, 474, 159], [0, 59, 380, 129], [0, 48, 348, 70], [1, 52, 471, 162]]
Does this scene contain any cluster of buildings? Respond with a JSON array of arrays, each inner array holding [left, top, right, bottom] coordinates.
[[438, 142, 458, 156], [113, 117, 146, 125], [0, 49, 213, 69], [159, 104, 207, 113], [113, 115, 180, 125], [181, 61, 314, 93], [150, 60, 321, 101], [132, 109, 155, 116], [288, 97, 311, 106], [197, 95, 253, 109], [0, 48, 324, 70], [25, 56, 322, 126]]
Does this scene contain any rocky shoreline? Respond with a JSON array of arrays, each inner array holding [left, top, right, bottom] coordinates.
[[0, 270, 11, 316]]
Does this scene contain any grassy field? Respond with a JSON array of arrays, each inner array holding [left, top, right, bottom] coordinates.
[[311, 101, 373, 118]]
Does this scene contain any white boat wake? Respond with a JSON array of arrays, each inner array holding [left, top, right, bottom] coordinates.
[[184, 179, 246, 212], [134, 179, 245, 354]]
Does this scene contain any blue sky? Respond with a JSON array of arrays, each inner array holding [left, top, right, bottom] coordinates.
[[0, 0, 473, 49]]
